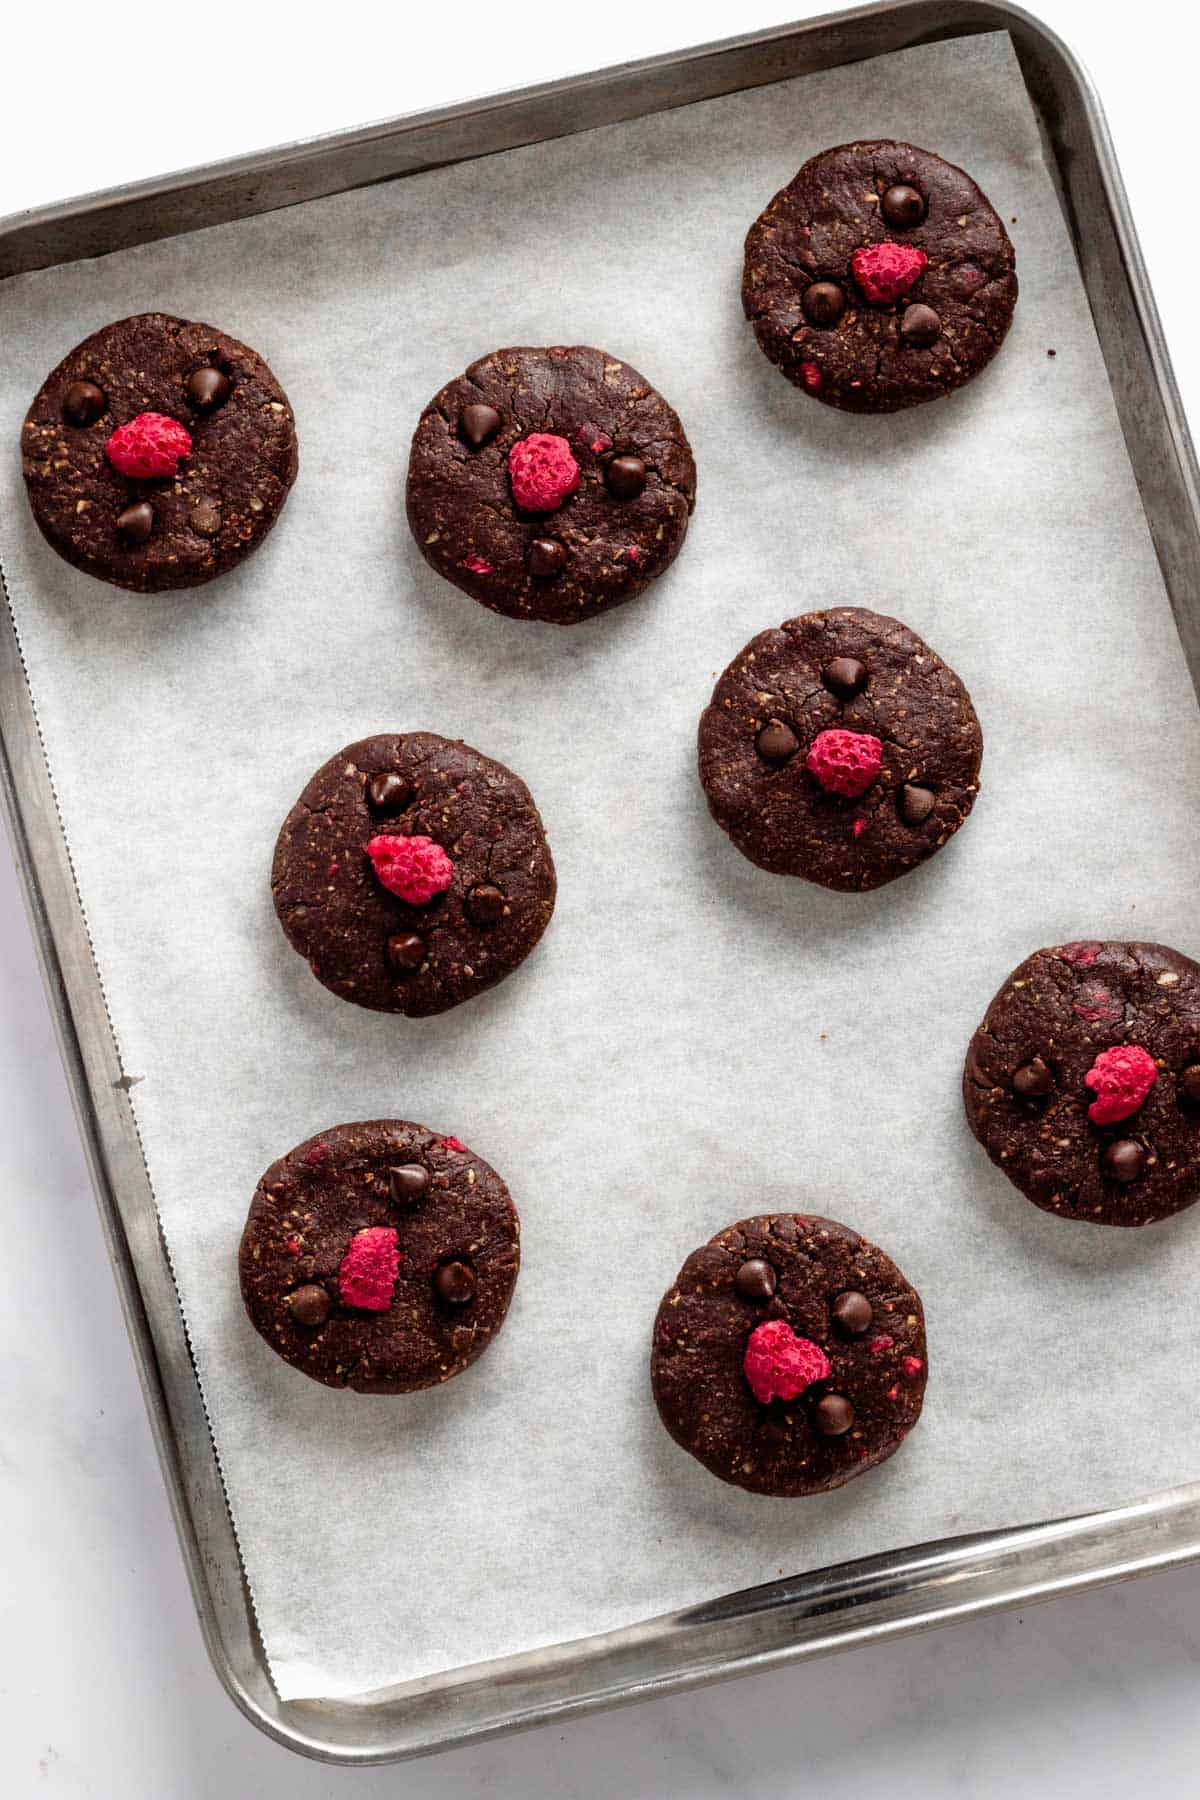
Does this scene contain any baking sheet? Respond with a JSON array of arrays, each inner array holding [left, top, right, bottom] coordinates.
[[3, 30, 1200, 1704]]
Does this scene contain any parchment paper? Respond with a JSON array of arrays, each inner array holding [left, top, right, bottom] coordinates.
[[3, 32, 1200, 1703]]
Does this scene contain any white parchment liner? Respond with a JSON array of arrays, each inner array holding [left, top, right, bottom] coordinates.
[[3, 33, 1199, 1701]]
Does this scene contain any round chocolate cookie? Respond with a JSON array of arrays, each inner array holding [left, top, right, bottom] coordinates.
[[239, 1120, 519, 1392], [742, 140, 1017, 413], [405, 344, 696, 623], [651, 1214, 927, 1496], [22, 312, 297, 592], [272, 732, 556, 1017], [697, 607, 982, 891], [964, 941, 1200, 1227]]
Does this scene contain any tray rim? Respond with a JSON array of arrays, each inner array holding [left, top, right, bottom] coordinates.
[[4, 0, 1200, 1765]]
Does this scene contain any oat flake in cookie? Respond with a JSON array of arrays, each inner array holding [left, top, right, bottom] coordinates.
[[406, 344, 696, 623], [742, 141, 1017, 412], [22, 313, 297, 591], [697, 607, 982, 891], [272, 732, 556, 1016], [964, 941, 1200, 1226], [239, 1121, 519, 1392], [651, 1215, 927, 1497]]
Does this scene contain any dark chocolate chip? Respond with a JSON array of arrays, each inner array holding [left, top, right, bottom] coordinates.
[[464, 883, 506, 927], [189, 502, 222, 537], [802, 281, 846, 327], [62, 379, 106, 426], [434, 1259, 477, 1306], [1013, 1056, 1054, 1099], [116, 501, 154, 545], [822, 656, 867, 700], [287, 1284, 331, 1327], [900, 303, 942, 347], [881, 183, 927, 228], [459, 404, 501, 448], [832, 1290, 873, 1335], [755, 719, 800, 764], [389, 1164, 430, 1204], [527, 538, 568, 579], [368, 772, 410, 815], [899, 784, 936, 826], [1179, 1064, 1200, 1105], [734, 1258, 777, 1301], [386, 932, 426, 973], [605, 455, 648, 500], [186, 367, 231, 411], [1102, 1139, 1146, 1183], [812, 1393, 855, 1436]]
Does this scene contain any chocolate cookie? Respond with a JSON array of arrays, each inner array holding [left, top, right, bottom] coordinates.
[[697, 607, 982, 891], [21, 312, 297, 592], [239, 1121, 519, 1392], [742, 141, 1017, 413], [405, 344, 696, 623], [271, 732, 556, 1017], [964, 941, 1200, 1227], [651, 1214, 926, 1496]]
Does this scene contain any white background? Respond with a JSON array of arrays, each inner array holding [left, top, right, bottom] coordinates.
[[3, 1, 1199, 1793]]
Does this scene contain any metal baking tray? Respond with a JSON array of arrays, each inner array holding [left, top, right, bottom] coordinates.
[[3, 0, 1199, 1766]]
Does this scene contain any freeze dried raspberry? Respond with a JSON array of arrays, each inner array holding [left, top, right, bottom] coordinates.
[[1073, 981, 1122, 1026], [442, 1136, 467, 1153], [800, 361, 823, 393], [852, 242, 928, 305], [805, 728, 883, 798], [743, 1319, 830, 1405], [868, 1335, 894, 1354], [338, 1226, 400, 1311], [302, 1141, 329, 1166], [461, 555, 494, 575], [1059, 941, 1101, 967], [365, 834, 454, 904], [105, 412, 192, 478], [852, 817, 868, 837], [1085, 1044, 1158, 1124], [901, 1355, 924, 1378], [508, 433, 580, 511]]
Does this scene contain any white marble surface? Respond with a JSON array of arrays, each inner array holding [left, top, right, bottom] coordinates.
[[3, 1, 1200, 1791]]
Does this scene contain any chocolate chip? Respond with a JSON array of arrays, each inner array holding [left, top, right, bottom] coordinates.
[[812, 1393, 855, 1436], [389, 1164, 430, 1204], [1180, 1065, 1200, 1105], [900, 303, 942, 347], [1013, 1056, 1054, 1098], [881, 183, 926, 228], [605, 455, 647, 500], [802, 281, 846, 327], [464, 883, 506, 927], [287, 1284, 331, 1327], [755, 719, 800, 764], [527, 538, 568, 579], [186, 367, 231, 411], [899, 784, 936, 826], [459, 404, 501, 448], [734, 1258, 777, 1301], [116, 502, 154, 545], [386, 932, 426, 973], [62, 380, 106, 426], [822, 656, 867, 700], [189, 502, 222, 537], [434, 1259, 477, 1306], [1103, 1139, 1145, 1183], [832, 1290, 873, 1335], [368, 772, 410, 815]]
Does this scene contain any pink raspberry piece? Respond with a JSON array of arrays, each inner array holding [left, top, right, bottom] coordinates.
[[800, 361, 823, 394], [1059, 941, 1101, 967], [868, 1335, 894, 1354], [805, 728, 883, 798], [1073, 981, 1122, 1026], [1085, 1044, 1158, 1124], [508, 433, 581, 512], [364, 834, 453, 904], [461, 555, 494, 575], [302, 1141, 329, 1166], [338, 1226, 400, 1311], [743, 1319, 831, 1405], [441, 1135, 467, 1153], [901, 1355, 924, 1378], [105, 411, 192, 478], [852, 242, 928, 306]]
